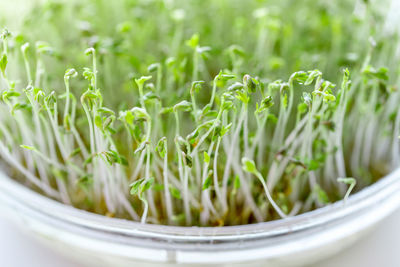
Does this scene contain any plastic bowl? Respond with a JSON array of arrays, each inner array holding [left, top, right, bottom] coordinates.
[[0, 169, 399, 267]]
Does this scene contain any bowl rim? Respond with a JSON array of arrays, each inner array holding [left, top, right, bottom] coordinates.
[[0, 167, 400, 240]]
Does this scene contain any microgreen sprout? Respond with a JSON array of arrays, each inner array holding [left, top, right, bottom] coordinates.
[[242, 157, 287, 218], [337, 178, 357, 202], [0, 0, 398, 226]]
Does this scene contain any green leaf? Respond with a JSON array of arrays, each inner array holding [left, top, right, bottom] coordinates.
[[69, 147, 81, 158], [94, 115, 102, 129], [84, 154, 94, 166], [84, 47, 95, 56], [337, 177, 356, 201], [12, 103, 30, 113], [0, 54, 7, 75], [235, 90, 249, 104], [134, 141, 148, 154], [304, 70, 321, 85], [186, 129, 199, 145], [290, 71, 308, 84], [202, 170, 213, 190], [165, 57, 176, 67], [362, 65, 389, 81], [200, 104, 213, 118], [103, 150, 126, 166], [140, 177, 154, 192], [282, 93, 288, 109], [323, 93, 336, 102], [0, 28, 11, 41], [20, 144, 35, 151], [269, 57, 285, 70], [268, 80, 284, 92], [297, 103, 308, 115], [221, 100, 234, 111], [227, 82, 244, 91], [143, 91, 160, 103], [82, 67, 94, 82], [186, 33, 199, 49], [173, 100, 192, 112], [64, 114, 71, 130], [147, 63, 160, 72], [123, 110, 135, 125], [120, 155, 128, 166], [307, 159, 320, 171], [203, 151, 210, 164], [102, 115, 115, 130], [36, 41, 55, 55], [220, 123, 232, 136], [130, 107, 150, 121], [175, 135, 188, 152], [169, 186, 181, 199], [260, 95, 274, 110], [341, 68, 351, 91], [83, 91, 99, 100], [267, 114, 278, 124], [130, 179, 143, 195], [227, 44, 245, 57], [159, 107, 173, 115], [135, 75, 152, 86], [64, 68, 78, 79], [117, 21, 133, 33], [243, 74, 257, 93], [184, 153, 193, 168], [156, 137, 167, 158], [215, 71, 235, 86], [33, 87, 45, 100], [2, 91, 21, 101], [337, 177, 356, 185], [153, 183, 164, 192], [98, 107, 115, 115], [190, 80, 204, 94], [241, 157, 257, 174], [104, 150, 118, 165], [234, 175, 241, 189]]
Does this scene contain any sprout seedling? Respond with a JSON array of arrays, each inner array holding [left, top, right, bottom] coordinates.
[[337, 178, 357, 202], [0, 0, 398, 226]]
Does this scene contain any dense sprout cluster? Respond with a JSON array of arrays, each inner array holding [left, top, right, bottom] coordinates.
[[0, 0, 399, 226]]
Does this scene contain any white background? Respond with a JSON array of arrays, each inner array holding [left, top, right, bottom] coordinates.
[[0, 207, 399, 267]]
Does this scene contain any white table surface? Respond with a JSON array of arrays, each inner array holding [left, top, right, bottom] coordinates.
[[0, 208, 399, 267]]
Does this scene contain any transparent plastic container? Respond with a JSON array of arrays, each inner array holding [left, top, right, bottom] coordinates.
[[0, 169, 399, 267]]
